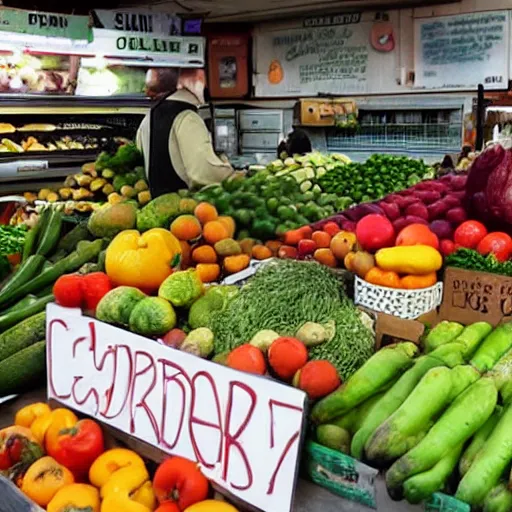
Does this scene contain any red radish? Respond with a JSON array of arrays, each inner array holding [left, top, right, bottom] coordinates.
[[162, 328, 187, 349], [440, 239, 456, 256], [454, 221, 488, 249], [477, 232, 512, 262], [297, 239, 317, 258], [356, 214, 395, 252]]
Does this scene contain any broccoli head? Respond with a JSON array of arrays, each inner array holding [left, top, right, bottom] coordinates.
[[94, 143, 143, 174]]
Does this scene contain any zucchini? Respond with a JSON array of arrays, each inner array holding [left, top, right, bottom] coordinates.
[[403, 444, 464, 504], [0, 294, 53, 332], [0, 239, 103, 308], [471, 323, 512, 373], [456, 402, 512, 506], [386, 377, 498, 500], [311, 343, 418, 424], [0, 341, 46, 396], [332, 391, 386, 434], [36, 209, 62, 257], [365, 367, 453, 467], [483, 483, 512, 512], [1, 294, 38, 315], [22, 222, 41, 262], [0, 254, 45, 300], [423, 321, 464, 353], [455, 322, 493, 359], [0, 311, 46, 362], [55, 223, 91, 254]]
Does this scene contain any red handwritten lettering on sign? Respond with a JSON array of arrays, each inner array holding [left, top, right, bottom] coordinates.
[[47, 315, 305, 507]]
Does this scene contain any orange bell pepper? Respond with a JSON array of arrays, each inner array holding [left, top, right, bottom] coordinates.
[[365, 267, 401, 289], [21, 456, 74, 507], [15, 403, 51, 429], [30, 408, 77, 445], [400, 272, 437, 290], [46, 418, 104, 479]]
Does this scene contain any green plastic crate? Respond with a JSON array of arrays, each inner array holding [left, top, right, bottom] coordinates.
[[304, 441, 378, 509], [425, 492, 470, 512]]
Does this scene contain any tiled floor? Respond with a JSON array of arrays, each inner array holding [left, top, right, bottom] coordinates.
[[0, 388, 421, 511]]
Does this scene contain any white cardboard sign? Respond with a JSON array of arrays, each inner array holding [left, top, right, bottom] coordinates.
[[46, 304, 307, 512]]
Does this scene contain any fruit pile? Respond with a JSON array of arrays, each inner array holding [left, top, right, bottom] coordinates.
[[2, 402, 240, 512]]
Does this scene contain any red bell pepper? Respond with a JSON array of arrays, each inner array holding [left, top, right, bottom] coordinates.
[[46, 418, 104, 478], [152, 456, 209, 510]]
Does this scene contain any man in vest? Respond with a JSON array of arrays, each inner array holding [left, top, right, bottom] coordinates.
[[136, 68, 233, 196]]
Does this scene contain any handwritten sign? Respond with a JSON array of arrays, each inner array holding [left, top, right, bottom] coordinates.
[[414, 11, 510, 90], [254, 13, 399, 97], [46, 304, 307, 512], [440, 267, 512, 326], [92, 9, 181, 36]]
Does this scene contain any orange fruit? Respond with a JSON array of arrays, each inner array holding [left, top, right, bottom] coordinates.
[[192, 245, 218, 264], [194, 202, 218, 225], [203, 221, 229, 245], [170, 215, 202, 241], [312, 231, 332, 248], [223, 254, 251, 274], [217, 215, 236, 238], [179, 241, 192, 269], [196, 263, 221, 283], [314, 248, 337, 267], [252, 245, 272, 260]]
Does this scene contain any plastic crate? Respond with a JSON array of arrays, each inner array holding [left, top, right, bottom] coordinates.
[[354, 276, 443, 319]]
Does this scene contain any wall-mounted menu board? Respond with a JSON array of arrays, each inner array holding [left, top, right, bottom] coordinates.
[[414, 11, 510, 90]]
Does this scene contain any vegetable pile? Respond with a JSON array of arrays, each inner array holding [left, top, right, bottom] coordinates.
[[3, 401, 240, 512], [210, 259, 375, 380], [312, 320, 512, 508], [0, 225, 27, 256], [446, 248, 512, 276], [318, 154, 434, 202]]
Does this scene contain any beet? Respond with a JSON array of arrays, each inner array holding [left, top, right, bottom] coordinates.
[[427, 200, 451, 220], [442, 195, 461, 209], [429, 220, 453, 240], [394, 195, 419, 211], [412, 190, 441, 205], [486, 148, 512, 224], [446, 207, 468, 225], [405, 202, 429, 220], [341, 220, 357, 232], [430, 182, 449, 194], [449, 174, 468, 190], [393, 216, 428, 233], [379, 201, 401, 220], [344, 203, 383, 221]]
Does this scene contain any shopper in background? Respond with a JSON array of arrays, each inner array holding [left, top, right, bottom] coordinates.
[[277, 128, 313, 159], [136, 68, 233, 195]]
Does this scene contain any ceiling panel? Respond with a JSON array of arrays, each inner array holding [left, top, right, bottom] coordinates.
[[120, 0, 458, 22]]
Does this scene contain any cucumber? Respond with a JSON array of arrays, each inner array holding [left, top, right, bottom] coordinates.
[[386, 377, 498, 500], [332, 391, 386, 434], [316, 425, 351, 454], [455, 322, 493, 359], [403, 444, 464, 504], [1, 295, 38, 315], [22, 222, 41, 262], [34, 208, 51, 247], [366, 367, 454, 467], [55, 222, 91, 254], [423, 321, 464, 353], [483, 483, 512, 512], [456, 402, 512, 506], [311, 343, 418, 424], [0, 311, 46, 362], [36, 209, 62, 257], [0, 294, 53, 332], [0, 239, 103, 308], [0, 255, 45, 300], [0, 341, 46, 396]]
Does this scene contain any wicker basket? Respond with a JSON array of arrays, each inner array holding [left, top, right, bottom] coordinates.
[[354, 276, 443, 319]]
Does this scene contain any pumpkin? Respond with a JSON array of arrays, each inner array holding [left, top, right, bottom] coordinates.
[[105, 228, 182, 292], [268, 59, 284, 85]]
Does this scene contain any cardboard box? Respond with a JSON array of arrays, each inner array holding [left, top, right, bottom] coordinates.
[[440, 267, 512, 327]]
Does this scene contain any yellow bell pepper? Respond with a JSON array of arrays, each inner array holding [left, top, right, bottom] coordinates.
[[89, 448, 146, 488], [21, 456, 74, 507], [184, 501, 239, 512], [105, 228, 182, 292], [15, 402, 51, 429], [375, 245, 442, 275], [47, 483, 100, 512], [30, 408, 77, 445], [100, 465, 153, 512]]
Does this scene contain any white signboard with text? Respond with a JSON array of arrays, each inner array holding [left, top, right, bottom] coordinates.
[[46, 304, 307, 512], [254, 12, 400, 97], [414, 11, 510, 90]]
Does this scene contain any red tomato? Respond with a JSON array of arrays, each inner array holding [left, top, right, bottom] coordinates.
[[477, 232, 512, 262], [440, 239, 456, 256], [454, 221, 488, 249], [355, 214, 395, 252], [323, 222, 341, 237], [153, 456, 209, 509], [396, 224, 439, 249], [297, 238, 317, 258], [298, 225, 313, 239]]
